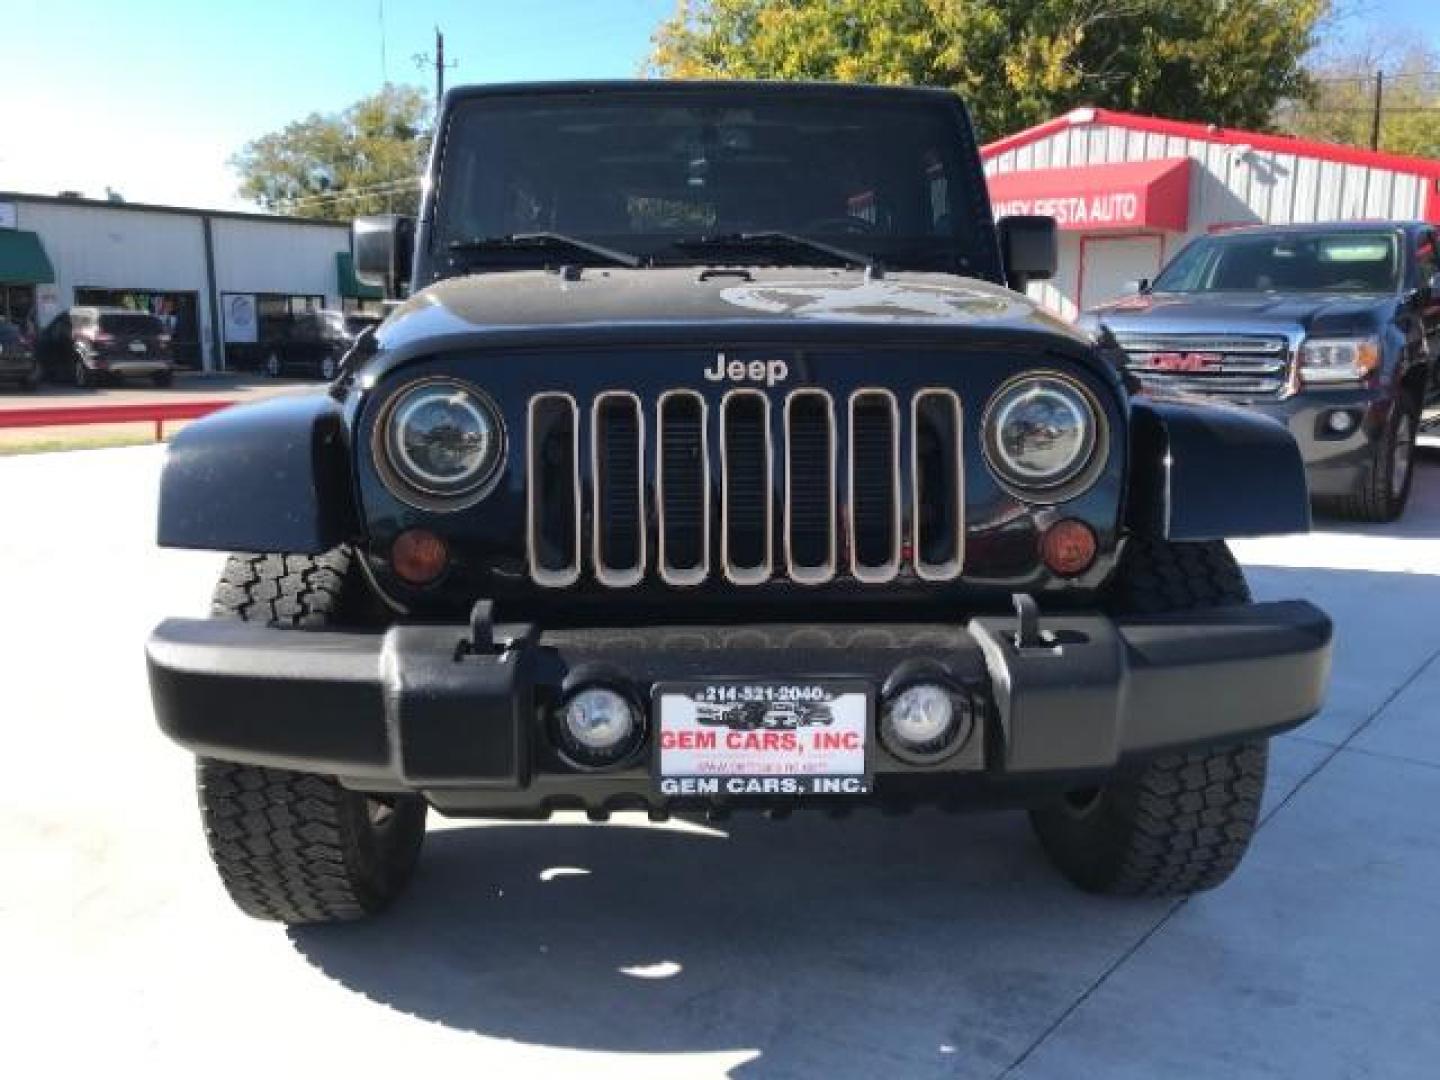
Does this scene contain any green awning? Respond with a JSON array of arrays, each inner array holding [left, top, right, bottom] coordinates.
[[337, 251, 383, 300], [0, 230, 55, 285]]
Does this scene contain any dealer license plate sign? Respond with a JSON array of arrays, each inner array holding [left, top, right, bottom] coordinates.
[[655, 681, 871, 796]]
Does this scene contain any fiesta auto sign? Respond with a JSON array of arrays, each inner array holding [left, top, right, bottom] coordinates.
[[993, 192, 1141, 228], [986, 157, 1192, 233]]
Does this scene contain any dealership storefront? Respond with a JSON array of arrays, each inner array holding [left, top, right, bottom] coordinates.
[[0, 193, 382, 371], [983, 108, 1440, 319]]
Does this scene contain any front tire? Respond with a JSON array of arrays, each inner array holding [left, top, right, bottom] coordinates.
[[197, 551, 426, 924], [1325, 392, 1419, 523], [74, 353, 95, 389], [1029, 538, 1269, 897]]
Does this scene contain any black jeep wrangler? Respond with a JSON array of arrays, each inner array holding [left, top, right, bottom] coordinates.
[[147, 81, 1332, 924]]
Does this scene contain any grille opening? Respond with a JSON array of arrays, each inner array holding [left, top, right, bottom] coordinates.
[[849, 390, 899, 578], [659, 392, 708, 582], [528, 395, 579, 582], [786, 391, 835, 579], [913, 391, 963, 578], [723, 392, 772, 580], [593, 394, 644, 582]]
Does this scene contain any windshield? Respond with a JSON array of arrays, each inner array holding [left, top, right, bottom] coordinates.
[[99, 312, 166, 335], [1152, 230, 1401, 294], [433, 93, 991, 276]]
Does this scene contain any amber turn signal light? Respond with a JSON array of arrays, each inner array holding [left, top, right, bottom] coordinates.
[[1041, 519, 1097, 577], [391, 529, 449, 585]]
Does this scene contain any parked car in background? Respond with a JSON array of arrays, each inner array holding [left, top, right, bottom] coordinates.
[[259, 309, 355, 380], [1081, 221, 1440, 522], [0, 322, 40, 391], [37, 307, 174, 388]]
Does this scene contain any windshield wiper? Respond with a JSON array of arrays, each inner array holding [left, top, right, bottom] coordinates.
[[449, 232, 642, 268], [672, 232, 880, 274]]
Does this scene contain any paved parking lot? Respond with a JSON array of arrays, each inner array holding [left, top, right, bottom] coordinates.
[[3, 446, 1438, 1079]]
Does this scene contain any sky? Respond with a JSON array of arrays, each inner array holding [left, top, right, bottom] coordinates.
[[1, 0, 1436, 212]]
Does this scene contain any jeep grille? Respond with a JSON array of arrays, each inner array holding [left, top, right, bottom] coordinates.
[[526, 389, 965, 588]]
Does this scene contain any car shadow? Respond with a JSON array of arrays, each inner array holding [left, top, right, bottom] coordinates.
[[288, 811, 1166, 1077]]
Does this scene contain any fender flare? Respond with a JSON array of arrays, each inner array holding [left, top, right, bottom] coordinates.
[[1127, 397, 1310, 540], [157, 393, 358, 553]]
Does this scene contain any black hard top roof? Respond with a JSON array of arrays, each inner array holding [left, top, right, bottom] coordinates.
[[442, 79, 961, 107]]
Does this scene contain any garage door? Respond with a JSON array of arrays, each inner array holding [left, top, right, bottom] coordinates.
[[1079, 235, 1164, 311]]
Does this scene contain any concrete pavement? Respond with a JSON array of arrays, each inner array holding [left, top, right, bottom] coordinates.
[[2, 447, 1437, 1079]]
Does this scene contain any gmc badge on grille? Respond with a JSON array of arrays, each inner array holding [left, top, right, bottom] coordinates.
[[705, 353, 789, 387]]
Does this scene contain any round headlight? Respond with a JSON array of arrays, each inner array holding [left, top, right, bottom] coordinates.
[[379, 379, 504, 506], [983, 374, 1101, 495]]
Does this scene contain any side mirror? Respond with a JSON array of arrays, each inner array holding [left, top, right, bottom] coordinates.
[[1124, 278, 1152, 295], [997, 215, 1057, 293], [353, 214, 416, 298]]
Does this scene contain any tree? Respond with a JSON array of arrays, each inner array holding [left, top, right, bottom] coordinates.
[[648, 0, 1328, 141], [232, 84, 431, 219], [1282, 38, 1440, 158]]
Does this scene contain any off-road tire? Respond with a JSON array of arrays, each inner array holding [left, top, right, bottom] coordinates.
[[197, 550, 426, 923], [1029, 538, 1269, 897], [1323, 391, 1419, 523]]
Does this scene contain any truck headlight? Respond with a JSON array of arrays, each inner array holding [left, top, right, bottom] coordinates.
[[1297, 336, 1381, 385], [378, 378, 504, 507], [982, 373, 1102, 496]]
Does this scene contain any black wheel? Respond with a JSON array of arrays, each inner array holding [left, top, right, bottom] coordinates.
[[1323, 392, 1419, 523], [74, 353, 94, 389], [152, 370, 173, 388], [197, 550, 426, 924], [1029, 538, 1268, 897]]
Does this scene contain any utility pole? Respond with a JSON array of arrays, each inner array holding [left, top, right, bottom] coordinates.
[[414, 27, 458, 111], [1370, 69, 1384, 151]]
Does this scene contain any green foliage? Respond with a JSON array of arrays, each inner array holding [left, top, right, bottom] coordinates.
[[232, 85, 431, 219], [1282, 42, 1440, 159], [648, 0, 1328, 140]]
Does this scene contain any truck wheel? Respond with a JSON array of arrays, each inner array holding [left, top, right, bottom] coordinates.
[[197, 551, 426, 923], [1029, 538, 1268, 897], [74, 355, 94, 389], [1326, 392, 1419, 523]]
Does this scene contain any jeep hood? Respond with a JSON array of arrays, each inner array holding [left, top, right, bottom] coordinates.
[[1084, 290, 1394, 340], [368, 267, 1090, 371]]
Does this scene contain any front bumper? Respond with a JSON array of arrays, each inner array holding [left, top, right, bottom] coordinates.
[[1246, 389, 1390, 498], [148, 602, 1332, 814]]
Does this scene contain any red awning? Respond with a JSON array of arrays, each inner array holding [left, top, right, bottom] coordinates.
[[988, 157, 1191, 232]]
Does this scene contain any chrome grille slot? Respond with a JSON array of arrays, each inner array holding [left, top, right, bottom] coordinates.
[[848, 389, 901, 582], [784, 390, 836, 583], [721, 390, 773, 584], [657, 391, 709, 585], [527, 394, 581, 587], [592, 392, 645, 586], [912, 390, 963, 580]]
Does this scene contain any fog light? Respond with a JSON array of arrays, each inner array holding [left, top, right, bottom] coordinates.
[[882, 683, 966, 762], [1041, 519, 1097, 577], [391, 528, 449, 585], [556, 687, 643, 768], [1325, 410, 1358, 435]]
